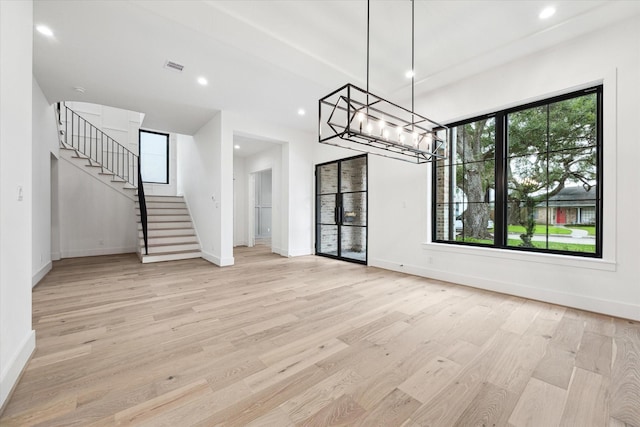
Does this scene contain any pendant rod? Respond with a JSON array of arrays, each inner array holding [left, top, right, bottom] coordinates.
[[366, 0, 370, 113], [411, 0, 415, 114], [411, 0, 415, 132]]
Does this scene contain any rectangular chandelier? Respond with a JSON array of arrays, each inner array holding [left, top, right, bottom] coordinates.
[[319, 83, 449, 164]]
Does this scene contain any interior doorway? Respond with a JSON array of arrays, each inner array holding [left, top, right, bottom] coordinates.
[[252, 169, 272, 246], [232, 133, 282, 256]]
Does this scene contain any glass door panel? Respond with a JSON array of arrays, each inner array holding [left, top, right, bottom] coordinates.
[[341, 192, 366, 226], [340, 156, 367, 192], [319, 194, 337, 224], [319, 225, 339, 256], [340, 226, 366, 262], [318, 163, 338, 194]]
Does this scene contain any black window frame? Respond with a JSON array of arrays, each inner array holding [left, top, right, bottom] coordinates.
[[139, 129, 170, 185], [432, 86, 603, 258]]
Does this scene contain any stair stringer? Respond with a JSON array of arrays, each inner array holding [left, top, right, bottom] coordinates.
[[57, 146, 137, 201]]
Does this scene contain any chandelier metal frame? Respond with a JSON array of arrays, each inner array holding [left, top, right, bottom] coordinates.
[[318, 0, 448, 164]]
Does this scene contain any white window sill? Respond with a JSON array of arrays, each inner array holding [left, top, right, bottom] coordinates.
[[422, 242, 616, 272]]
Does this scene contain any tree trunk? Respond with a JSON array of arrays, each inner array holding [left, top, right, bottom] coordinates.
[[463, 166, 491, 239]]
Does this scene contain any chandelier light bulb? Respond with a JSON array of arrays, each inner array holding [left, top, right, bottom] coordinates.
[[366, 122, 373, 135], [357, 112, 365, 132]]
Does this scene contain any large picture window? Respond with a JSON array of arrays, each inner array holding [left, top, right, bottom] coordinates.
[[433, 86, 602, 257], [139, 130, 169, 184]]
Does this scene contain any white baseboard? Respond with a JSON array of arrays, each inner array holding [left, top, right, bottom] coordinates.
[[61, 246, 137, 258], [0, 330, 35, 411], [32, 261, 52, 288], [201, 250, 234, 267], [287, 248, 313, 257], [370, 258, 640, 322]]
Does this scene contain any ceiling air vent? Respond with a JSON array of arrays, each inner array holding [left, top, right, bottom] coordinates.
[[164, 60, 184, 72]]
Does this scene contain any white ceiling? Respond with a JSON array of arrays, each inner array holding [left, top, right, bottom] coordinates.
[[233, 135, 280, 159], [33, 1, 640, 136]]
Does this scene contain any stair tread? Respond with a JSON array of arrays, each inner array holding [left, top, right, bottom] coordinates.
[[139, 226, 194, 230], [145, 242, 199, 248], [140, 233, 196, 237], [142, 240, 197, 245], [141, 225, 193, 228], [140, 249, 201, 256], [137, 212, 188, 215], [139, 251, 202, 263]]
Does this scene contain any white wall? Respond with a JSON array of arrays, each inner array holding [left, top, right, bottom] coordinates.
[[32, 78, 59, 287], [177, 112, 234, 266], [233, 156, 247, 246], [363, 16, 640, 321], [0, 0, 36, 409], [58, 159, 137, 257]]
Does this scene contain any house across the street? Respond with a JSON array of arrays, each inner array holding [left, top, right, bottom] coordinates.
[[536, 185, 597, 225]]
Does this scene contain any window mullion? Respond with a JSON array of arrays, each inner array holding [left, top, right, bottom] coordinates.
[[494, 112, 506, 247]]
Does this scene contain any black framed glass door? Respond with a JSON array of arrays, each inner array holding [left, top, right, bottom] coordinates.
[[316, 154, 367, 264]]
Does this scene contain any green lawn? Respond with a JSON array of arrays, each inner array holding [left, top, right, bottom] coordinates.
[[456, 236, 595, 253], [506, 225, 572, 235]]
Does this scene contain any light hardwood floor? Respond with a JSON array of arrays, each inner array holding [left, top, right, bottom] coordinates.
[[1, 246, 639, 426]]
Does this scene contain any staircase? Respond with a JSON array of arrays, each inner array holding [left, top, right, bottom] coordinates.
[[55, 102, 201, 263], [136, 195, 201, 263], [56, 104, 139, 200]]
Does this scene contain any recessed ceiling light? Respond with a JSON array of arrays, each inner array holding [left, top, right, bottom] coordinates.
[[36, 25, 54, 37], [298, 109, 306, 116], [405, 70, 414, 79], [234, 145, 240, 149], [197, 77, 208, 86], [539, 6, 556, 20]]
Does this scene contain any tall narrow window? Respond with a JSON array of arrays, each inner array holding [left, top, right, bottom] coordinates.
[[433, 87, 602, 257], [139, 130, 169, 184]]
